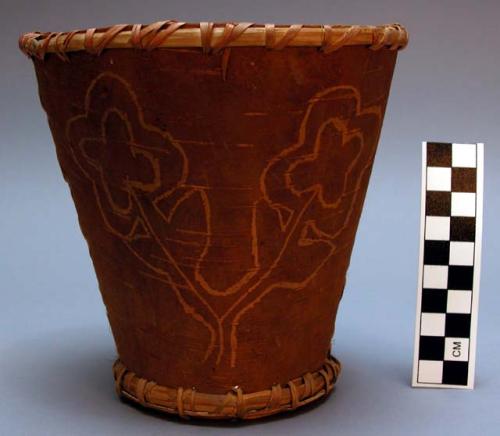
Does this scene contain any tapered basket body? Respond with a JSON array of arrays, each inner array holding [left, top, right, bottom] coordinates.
[[20, 21, 407, 420]]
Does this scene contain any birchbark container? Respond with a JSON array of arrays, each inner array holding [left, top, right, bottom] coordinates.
[[19, 21, 408, 420]]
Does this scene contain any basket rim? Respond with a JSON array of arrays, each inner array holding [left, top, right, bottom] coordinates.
[[19, 21, 408, 60]]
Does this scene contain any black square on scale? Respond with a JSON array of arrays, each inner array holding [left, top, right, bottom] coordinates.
[[452, 168, 476, 193], [442, 361, 469, 386], [427, 142, 452, 167], [445, 314, 471, 337], [419, 336, 445, 360], [426, 191, 451, 216], [424, 241, 450, 265], [448, 266, 474, 290], [421, 289, 448, 313], [450, 217, 475, 242]]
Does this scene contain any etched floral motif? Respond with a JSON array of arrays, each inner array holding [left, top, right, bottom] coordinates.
[[65, 72, 221, 363], [262, 86, 382, 240], [288, 121, 362, 207], [66, 72, 187, 240], [78, 110, 160, 208], [65, 74, 382, 368]]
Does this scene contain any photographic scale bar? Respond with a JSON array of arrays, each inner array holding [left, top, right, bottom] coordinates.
[[412, 142, 483, 389]]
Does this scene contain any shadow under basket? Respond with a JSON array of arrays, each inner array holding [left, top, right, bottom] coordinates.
[[20, 20, 407, 420]]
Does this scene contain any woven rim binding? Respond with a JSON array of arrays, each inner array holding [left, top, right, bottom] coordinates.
[[19, 21, 408, 60], [112, 354, 341, 420]]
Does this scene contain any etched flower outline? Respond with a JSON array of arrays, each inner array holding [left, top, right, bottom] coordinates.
[[65, 72, 223, 362], [66, 72, 187, 241], [262, 86, 382, 241], [63, 74, 384, 368], [219, 86, 384, 366], [287, 119, 362, 208]]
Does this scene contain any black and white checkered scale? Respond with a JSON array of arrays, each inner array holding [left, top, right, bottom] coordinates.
[[413, 142, 482, 388]]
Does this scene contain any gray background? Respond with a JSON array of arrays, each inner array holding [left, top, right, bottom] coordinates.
[[1, 0, 499, 434]]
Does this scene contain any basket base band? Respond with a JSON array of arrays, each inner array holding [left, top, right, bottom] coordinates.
[[112, 355, 341, 420]]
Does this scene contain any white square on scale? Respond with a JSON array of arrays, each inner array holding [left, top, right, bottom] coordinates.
[[421, 312, 446, 336], [423, 265, 448, 289], [427, 167, 451, 191], [444, 337, 470, 361], [447, 290, 473, 313], [418, 360, 443, 384], [451, 192, 476, 217], [425, 216, 450, 240], [449, 241, 475, 266], [452, 143, 476, 168]]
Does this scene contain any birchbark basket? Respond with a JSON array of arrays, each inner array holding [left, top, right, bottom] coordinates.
[[20, 21, 407, 420]]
